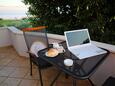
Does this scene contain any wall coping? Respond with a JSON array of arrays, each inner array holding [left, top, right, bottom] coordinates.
[[6, 26, 115, 53], [8, 26, 23, 35], [0, 27, 8, 30]]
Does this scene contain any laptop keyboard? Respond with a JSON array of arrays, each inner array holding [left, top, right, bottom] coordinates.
[[69, 45, 107, 59], [72, 45, 97, 52]]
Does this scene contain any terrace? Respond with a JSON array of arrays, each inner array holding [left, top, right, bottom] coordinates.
[[0, 27, 115, 86]]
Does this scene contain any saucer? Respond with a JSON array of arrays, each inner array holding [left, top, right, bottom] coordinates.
[[45, 51, 58, 57]]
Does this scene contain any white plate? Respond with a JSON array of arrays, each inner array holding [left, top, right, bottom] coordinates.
[[45, 52, 58, 57]]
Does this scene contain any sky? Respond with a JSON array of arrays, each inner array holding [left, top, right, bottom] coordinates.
[[0, 0, 26, 7], [0, 0, 28, 19]]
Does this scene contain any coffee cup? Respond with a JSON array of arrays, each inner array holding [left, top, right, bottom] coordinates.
[[64, 59, 73, 67]]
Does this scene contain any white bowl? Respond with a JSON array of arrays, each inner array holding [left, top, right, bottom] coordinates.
[[64, 59, 73, 66]]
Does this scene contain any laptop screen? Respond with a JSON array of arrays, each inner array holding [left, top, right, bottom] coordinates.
[[65, 29, 90, 47]]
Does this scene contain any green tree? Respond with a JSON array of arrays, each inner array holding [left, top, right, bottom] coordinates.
[[23, 0, 115, 44]]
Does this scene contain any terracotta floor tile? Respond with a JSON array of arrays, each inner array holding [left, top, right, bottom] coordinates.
[[19, 79, 38, 86], [56, 81, 72, 86], [0, 77, 7, 84], [0, 78, 21, 86], [24, 68, 39, 80], [7, 58, 29, 68], [9, 68, 29, 78], [56, 80, 91, 86], [0, 66, 4, 70], [0, 54, 6, 59], [7, 60, 23, 67], [0, 67, 16, 77], [37, 80, 56, 86], [77, 80, 91, 86], [0, 58, 13, 66], [56, 73, 73, 83], [41, 67, 58, 81]]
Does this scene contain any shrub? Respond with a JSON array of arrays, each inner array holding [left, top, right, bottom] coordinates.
[[0, 18, 3, 20], [23, 0, 115, 44]]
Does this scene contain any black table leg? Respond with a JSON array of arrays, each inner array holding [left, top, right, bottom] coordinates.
[[65, 73, 69, 79], [38, 67, 43, 86], [50, 71, 62, 86], [30, 57, 32, 76], [88, 78, 95, 86], [73, 78, 76, 86]]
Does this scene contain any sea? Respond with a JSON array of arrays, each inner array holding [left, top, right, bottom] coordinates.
[[0, 6, 27, 19]]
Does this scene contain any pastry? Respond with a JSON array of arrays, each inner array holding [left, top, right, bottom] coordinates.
[[46, 48, 59, 57]]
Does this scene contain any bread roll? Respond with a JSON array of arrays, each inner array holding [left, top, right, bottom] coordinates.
[[47, 48, 59, 57]]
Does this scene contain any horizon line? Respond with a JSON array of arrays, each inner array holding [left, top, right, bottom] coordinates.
[[0, 5, 28, 7]]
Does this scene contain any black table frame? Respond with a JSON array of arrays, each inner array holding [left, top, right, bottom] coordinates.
[[38, 41, 110, 86]]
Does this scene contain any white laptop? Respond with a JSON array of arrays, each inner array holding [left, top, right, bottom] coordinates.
[[64, 29, 107, 59]]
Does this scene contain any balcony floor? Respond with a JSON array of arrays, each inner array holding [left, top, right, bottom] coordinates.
[[0, 46, 91, 86]]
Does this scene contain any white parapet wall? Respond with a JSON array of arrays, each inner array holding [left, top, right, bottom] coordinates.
[[0, 26, 115, 86], [8, 27, 29, 57], [0, 27, 11, 47]]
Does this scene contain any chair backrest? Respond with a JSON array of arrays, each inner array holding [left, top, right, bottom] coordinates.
[[22, 26, 49, 56]]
